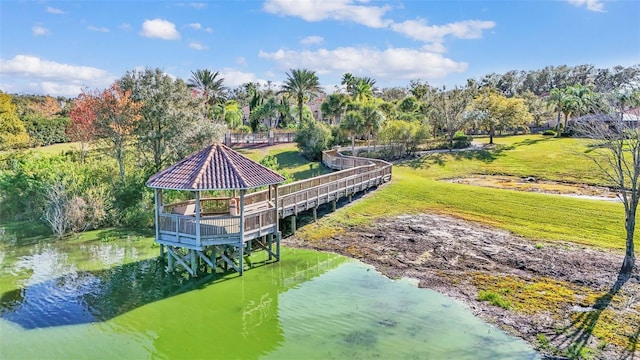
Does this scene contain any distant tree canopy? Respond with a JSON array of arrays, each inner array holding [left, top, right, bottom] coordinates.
[[0, 92, 30, 150]]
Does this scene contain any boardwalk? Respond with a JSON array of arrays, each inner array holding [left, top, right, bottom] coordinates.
[[149, 146, 392, 276]]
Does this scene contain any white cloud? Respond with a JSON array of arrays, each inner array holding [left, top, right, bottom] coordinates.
[[33, 25, 49, 36], [140, 19, 180, 40], [221, 70, 264, 88], [0, 55, 115, 97], [264, 0, 392, 28], [259, 46, 467, 82], [46, 6, 65, 15], [566, 0, 605, 12], [421, 43, 447, 53], [187, 23, 213, 33], [391, 19, 496, 43], [189, 41, 208, 50], [236, 57, 248, 66], [301, 35, 324, 45], [88, 26, 110, 33]]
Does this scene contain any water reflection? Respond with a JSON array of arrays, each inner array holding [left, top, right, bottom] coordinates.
[[0, 239, 346, 331], [0, 237, 539, 359], [1, 258, 190, 328]]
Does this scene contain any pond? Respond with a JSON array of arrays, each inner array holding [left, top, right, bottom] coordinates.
[[0, 232, 539, 359]]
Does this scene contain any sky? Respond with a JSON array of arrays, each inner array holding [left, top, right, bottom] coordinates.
[[0, 0, 638, 98]]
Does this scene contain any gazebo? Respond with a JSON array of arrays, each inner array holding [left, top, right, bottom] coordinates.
[[146, 143, 286, 276]]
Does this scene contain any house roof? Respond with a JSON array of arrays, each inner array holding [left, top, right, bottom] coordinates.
[[146, 143, 286, 190]]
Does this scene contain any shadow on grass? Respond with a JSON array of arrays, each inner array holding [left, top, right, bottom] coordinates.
[[453, 149, 501, 163], [290, 163, 332, 181], [551, 270, 637, 359], [406, 153, 446, 170], [274, 150, 308, 168], [510, 137, 552, 148]]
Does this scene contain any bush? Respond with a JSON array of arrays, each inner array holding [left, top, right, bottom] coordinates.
[[542, 129, 556, 136], [23, 115, 70, 146], [295, 120, 333, 161], [330, 126, 350, 147], [452, 132, 473, 149]]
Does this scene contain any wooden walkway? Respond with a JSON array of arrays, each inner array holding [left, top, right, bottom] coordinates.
[[156, 148, 391, 276]]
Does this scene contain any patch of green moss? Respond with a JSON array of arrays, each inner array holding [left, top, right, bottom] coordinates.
[[478, 290, 511, 309]]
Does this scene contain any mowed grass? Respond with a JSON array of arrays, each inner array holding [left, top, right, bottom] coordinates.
[[237, 143, 331, 181], [299, 135, 628, 251]]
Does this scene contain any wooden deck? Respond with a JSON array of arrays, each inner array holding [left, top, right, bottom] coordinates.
[[156, 148, 392, 275]]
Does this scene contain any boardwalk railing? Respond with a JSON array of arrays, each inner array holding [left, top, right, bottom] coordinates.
[[157, 148, 391, 249], [243, 148, 392, 219]]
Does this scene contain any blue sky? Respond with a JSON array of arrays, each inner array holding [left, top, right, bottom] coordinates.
[[0, 0, 638, 98]]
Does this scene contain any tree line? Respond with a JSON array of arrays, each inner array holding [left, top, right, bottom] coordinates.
[[0, 63, 639, 240]]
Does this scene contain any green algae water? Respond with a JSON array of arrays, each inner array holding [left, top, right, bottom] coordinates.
[[0, 233, 539, 359]]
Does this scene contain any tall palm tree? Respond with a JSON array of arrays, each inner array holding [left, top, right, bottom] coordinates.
[[188, 69, 228, 117], [320, 93, 349, 125], [352, 80, 374, 103], [566, 84, 596, 118], [547, 87, 568, 135], [280, 68, 322, 125], [360, 104, 385, 153], [340, 110, 366, 156]]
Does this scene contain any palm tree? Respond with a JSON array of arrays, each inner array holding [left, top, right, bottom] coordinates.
[[566, 84, 596, 118], [360, 104, 385, 153], [280, 68, 322, 125], [547, 87, 568, 135], [188, 69, 228, 117], [223, 100, 243, 129], [352, 80, 374, 103], [321, 93, 349, 125], [341, 73, 356, 94], [340, 110, 366, 156]]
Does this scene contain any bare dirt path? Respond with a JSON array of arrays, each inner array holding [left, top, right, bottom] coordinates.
[[284, 213, 640, 359]]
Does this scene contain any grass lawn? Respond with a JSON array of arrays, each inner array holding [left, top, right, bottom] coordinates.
[[300, 135, 629, 251], [236, 143, 331, 181]]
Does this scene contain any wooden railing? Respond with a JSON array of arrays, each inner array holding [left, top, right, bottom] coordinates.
[[157, 147, 391, 247]]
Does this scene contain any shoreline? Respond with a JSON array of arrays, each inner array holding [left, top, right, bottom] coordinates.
[[283, 213, 639, 359]]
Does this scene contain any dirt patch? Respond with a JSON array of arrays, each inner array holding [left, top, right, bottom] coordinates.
[[284, 213, 639, 359], [444, 175, 619, 201]]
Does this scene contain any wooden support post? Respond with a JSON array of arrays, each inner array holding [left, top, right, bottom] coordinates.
[[154, 189, 162, 255], [211, 247, 217, 273], [276, 231, 281, 261], [290, 215, 296, 234], [168, 246, 174, 271], [238, 242, 244, 275], [239, 189, 246, 276], [190, 249, 197, 276], [332, 200, 336, 212], [313, 207, 318, 222], [267, 233, 273, 260], [195, 191, 201, 247], [247, 238, 252, 256], [348, 194, 352, 203]]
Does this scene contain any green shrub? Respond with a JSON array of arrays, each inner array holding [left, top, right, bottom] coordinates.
[[295, 120, 332, 161], [477, 290, 511, 309], [542, 129, 556, 136], [452, 132, 473, 149], [23, 115, 70, 146]]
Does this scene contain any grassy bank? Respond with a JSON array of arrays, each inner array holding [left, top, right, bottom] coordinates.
[[302, 135, 628, 250]]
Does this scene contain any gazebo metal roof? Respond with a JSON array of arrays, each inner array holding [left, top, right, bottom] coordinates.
[[146, 143, 286, 190]]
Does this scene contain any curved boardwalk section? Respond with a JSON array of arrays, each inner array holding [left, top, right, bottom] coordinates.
[[147, 144, 392, 277]]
